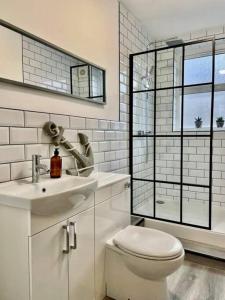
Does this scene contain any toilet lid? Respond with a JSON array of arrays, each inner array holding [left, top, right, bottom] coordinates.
[[113, 225, 183, 260]]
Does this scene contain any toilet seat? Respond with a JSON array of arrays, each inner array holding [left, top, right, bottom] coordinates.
[[113, 225, 183, 260]]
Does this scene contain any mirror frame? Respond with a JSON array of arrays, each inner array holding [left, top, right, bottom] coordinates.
[[0, 19, 106, 105]]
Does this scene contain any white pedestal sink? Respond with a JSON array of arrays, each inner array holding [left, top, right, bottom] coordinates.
[[0, 174, 97, 215]]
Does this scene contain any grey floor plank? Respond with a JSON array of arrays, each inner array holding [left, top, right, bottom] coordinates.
[[104, 253, 225, 300], [168, 253, 225, 300]]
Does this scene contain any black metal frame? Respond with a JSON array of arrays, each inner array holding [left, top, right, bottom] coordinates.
[[70, 64, 106, 102], [129, 38, 218, 230]]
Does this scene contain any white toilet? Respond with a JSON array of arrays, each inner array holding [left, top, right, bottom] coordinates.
[[105, 225, 184, 300]]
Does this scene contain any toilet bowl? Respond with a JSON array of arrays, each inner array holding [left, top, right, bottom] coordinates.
[[105, 225, 184, 300]]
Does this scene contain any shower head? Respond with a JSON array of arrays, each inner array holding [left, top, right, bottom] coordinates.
[[166, 39, 184, 47]]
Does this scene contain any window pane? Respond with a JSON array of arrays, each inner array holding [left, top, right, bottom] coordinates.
[[173, 85, 212, 131], [215, 54, 225, 84], [183, 85, 212, 130], [184, 41, 213, 85], [215, 38, 225, 84], [214, 89, 225, 128]]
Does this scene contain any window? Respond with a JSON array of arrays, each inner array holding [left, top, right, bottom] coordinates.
[[173, 53, 225, 131]]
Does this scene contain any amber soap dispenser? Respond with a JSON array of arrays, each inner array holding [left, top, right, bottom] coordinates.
[[50, 147, 62, 178]]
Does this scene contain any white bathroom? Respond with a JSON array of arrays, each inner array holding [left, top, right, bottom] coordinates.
[[0, 0, 225, 299]]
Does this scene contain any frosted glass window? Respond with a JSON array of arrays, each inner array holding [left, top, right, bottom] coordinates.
[[174, 52, 225, 130], [183, 91, 211, 129], [184, 56, 212, 85], [215, 54, 225, 84], [173, 90, 225, 130]]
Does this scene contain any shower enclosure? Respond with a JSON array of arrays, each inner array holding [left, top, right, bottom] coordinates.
[[130, 38, 225, 231]]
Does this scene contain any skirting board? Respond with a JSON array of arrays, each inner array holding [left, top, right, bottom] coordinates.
[[180, 238, 225, 261]]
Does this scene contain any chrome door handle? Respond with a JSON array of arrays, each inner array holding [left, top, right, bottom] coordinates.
[[63, 225, 70, 254], [69, 222, 77, 250]]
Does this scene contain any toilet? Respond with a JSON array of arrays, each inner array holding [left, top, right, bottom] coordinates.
[[105, 225, 184, 300]]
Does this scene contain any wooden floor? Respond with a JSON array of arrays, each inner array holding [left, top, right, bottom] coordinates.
[[104, 252, 225, 300]]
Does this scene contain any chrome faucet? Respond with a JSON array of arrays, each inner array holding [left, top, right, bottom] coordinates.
[[32, 154, 49, 183]]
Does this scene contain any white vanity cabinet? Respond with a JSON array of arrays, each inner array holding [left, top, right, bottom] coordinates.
[[0, 172, 130, 300], [31, 206, 95, 300]]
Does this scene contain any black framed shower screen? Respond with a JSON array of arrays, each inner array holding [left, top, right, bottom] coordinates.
[[129, 38, 220, 230]]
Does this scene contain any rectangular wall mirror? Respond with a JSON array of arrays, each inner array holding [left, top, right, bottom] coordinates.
[[0, 21, 106, 104]]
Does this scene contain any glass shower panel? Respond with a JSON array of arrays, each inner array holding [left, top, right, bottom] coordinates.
[[156, 48, 174, 89], [183, 185, 209, 227], [156, 88, 182, 134], [133, 92, 154, 135], [184, 41, 213, 85], [132, 137, 153, 180], [133, 52, 155, 91], [183, 85, 212, 130], [130, 38, 214, 230], [132, 180, 154, 217], [183, 137, 210, 186], [155, 182, 180, 222], [156, 137, 180, 183]]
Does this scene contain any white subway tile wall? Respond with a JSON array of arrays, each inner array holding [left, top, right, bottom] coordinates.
[[0, 108, 130, 181]]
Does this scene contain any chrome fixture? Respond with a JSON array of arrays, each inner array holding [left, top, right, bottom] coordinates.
[[141, 41, 156, 89], [32, 154, 49, 183]]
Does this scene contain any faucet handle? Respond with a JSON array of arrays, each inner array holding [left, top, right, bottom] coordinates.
[[32, 154, 42, 164]]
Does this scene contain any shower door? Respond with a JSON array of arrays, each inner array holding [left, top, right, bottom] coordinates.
[[130, 38, 217, 229]]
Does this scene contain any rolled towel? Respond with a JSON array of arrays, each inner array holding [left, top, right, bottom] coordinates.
[[43, 122, 64, 146]]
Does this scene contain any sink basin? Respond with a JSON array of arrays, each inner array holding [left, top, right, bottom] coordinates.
[[0, 174, 97, 215]]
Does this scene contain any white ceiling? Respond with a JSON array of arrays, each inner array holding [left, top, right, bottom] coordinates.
[[120, 0, 225, 40]]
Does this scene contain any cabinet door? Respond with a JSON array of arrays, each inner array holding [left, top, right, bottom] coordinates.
[[68, 207, 95, 300], [30, 219, 69, 300]]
